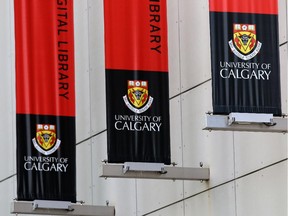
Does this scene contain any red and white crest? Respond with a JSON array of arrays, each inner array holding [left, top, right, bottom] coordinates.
[[233, 24, 257, 54], [229, 23, 262, 61], [123, 80, 154, 114], [32, 124, 61, 155]]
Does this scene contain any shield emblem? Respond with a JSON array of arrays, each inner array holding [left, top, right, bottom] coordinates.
[[127, 80, 149, 108], [233, 24, 257, 54], [36, 124, 57, 151]]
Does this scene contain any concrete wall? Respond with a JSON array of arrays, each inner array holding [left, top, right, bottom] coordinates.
[[0, 0, 287, 215]]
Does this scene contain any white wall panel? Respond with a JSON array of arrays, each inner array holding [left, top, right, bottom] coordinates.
[[181, 82, 235, 195], [236, 161, 287, 216], [179, 0, 211, 92], [0, 177, 16, 215], [235, 37, 288, 179], [167, 0, 181, 97], [0, 0, 15, 181], [279, 0, 287, 44], [234, 132, 287, 177], [170, 97, 183, 165], [147, 201, 184, 216], [136, 179, 184, 215], [205, 46, 288, 187], [91, 133, 137, 216], [74, 0, 91, 142], [76, 140, 93, 204], [88, 0, 107, 134], [184, 182, 236, 216], [280, 45, 287, 113]]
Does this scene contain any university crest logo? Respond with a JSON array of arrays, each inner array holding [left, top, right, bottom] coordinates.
[[32, 124, 61, 155], [229, 24, 262, 61], [123, 80, 153, 114]]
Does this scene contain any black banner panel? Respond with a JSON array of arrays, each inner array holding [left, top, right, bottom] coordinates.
[[15, 0, 76, 202], [104, 0, 171, 164], [16, 115, 76, 201], [209, 0, 281, 115]]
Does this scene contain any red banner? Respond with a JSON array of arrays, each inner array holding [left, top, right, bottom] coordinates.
[[15, 0, 75, 116], [15, 0, 76, 202], [104, 0, 171, 164], [209, 0, 278, 14], [104, 0, 168, 72]]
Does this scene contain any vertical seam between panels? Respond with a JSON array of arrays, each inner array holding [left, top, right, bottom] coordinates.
[[286, 0, 288, 163], [177, 0, 185, 215], [87, 0, 94, 204], [178, 0, 183, 96], [135, 179, 138, 216], [9, 0, 17, 198], [233, 132, 238, 216]]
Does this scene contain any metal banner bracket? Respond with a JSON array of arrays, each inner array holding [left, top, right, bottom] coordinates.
[[10, 200, 115, 216], [100, 162, 210, 181], [203, 112, 288, 133]]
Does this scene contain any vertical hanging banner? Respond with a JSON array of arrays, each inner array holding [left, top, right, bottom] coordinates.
[[104, 0, 171, 164], [209, 0, 282, 115], [15, 0, 76, 202]]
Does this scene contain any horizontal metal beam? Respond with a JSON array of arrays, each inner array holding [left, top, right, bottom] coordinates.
[[11, 201, 115, 216], [203, 114, 287, 133], [100, 164, 210, 181]]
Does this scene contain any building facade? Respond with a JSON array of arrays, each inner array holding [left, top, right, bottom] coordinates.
[[0, 0, 287, 215]]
